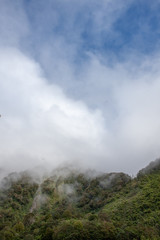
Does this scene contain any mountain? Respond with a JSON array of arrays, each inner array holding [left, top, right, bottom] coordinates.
[[0, 160, 160, 240]]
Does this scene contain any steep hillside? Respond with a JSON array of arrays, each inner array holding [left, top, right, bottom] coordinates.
[[102, 171, 160, 239], [0, 161, 160, 240]]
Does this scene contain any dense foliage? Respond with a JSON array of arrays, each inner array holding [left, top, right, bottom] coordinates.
[[0, 161, 160, 239]]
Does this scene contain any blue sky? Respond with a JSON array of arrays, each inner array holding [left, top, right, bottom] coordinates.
[[1, 0, 160, 174], [21, 0, 160, 60]]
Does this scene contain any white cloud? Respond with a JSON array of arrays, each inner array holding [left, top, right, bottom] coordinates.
[[1, 0, 160, 176], [80, 54, 160, 173], [1, 48, 160, 175], [0, 48, 107, 172]]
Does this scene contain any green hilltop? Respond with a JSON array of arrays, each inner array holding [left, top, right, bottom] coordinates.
[[0, 160, 160, 240]]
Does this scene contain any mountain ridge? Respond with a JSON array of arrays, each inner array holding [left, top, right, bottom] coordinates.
[[0, 159, 160, 239]]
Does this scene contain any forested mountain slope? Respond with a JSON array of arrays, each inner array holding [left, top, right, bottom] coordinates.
[[0, 160, 160, 240]]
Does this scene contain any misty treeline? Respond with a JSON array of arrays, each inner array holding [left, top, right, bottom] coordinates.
[[0, 160, 160, 240]]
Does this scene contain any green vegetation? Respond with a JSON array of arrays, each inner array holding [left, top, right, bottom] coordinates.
[[1, 161, 160, 239]]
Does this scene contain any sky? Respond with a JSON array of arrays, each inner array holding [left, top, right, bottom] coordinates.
[[1, 0, 160, 174]]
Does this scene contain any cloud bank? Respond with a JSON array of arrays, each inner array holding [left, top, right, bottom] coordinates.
[[1, 0, 160, 174], [0, 48, 107, 172]]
